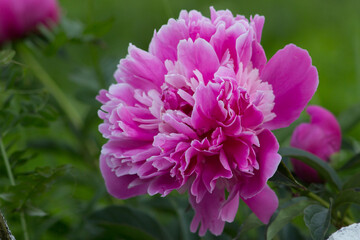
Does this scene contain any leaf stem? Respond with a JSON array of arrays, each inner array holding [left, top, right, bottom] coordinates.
[[0, 137, 30, 240], [0, 138, 15, 186]]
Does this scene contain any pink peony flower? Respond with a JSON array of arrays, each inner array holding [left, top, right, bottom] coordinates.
[[0, 0, 60, 45], [291, 106, 341, 183], [97, 7, 319, 236]]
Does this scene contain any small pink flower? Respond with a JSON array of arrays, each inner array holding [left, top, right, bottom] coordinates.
[[97, 7, 319, 236], [291, 106, 341, 183], [0, 0, 60, 44]]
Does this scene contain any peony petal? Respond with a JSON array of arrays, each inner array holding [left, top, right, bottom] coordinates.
[[220, 191, 239, 222], [261, 44, 319, 130], [307, 105, 341, 142], [189, 187, 226, 236], [240, 129, 281, 198], [177, 38, 220, 83], [149, 18, 189, 62], [115, 44, 166, 91], [100, 155, 150, 199], [242, 184, 278, 224]]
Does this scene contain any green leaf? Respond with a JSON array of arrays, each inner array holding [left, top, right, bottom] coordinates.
[[238, 213, 264, 236], [342, 172, 360, 190], [270, 161, 305, 190], [88, 205, 172, 240], [266, 197, 312, 240], [304, 204, 332, 240], [333, 189, 360, 210], [25, 204, 47, 217], [279, 147, 342, 190], [0, 49, 15, 65], [339, 153, 360, 171], [338, 103, 360, 133]]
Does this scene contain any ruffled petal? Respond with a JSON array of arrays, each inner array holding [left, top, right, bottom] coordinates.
[[240, 129, 281, 198], [261, 44, 319, 129]]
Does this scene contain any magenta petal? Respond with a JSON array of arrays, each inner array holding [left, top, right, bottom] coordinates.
[[220, 191, 239, 222], [149, 18, 189, 62], [236, 30, 253, 68], [240, 129, 281, 198], [100, 155, 149, 199], [115, 44, 166, 91], [189, 187, 225, 236], [261, 44, 319, 129], [306, 106, 341, 141], [242, 185, 278, 224], [177, 38, 220, 83], [290, 105, 341, 182]]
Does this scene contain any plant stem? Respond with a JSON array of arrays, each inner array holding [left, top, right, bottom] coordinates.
[[0, 138, 15, 186], [18, 44, 83, 129], [20, 212, 29, 240], [306, 191, 329, 208], [306, 191, 355, 226], [0, 137, 30, 240]]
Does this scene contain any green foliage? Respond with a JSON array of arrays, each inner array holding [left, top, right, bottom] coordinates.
[[304, 204, 332, 240]]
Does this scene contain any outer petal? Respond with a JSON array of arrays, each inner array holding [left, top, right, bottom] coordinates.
[[240, 129, 281, 198], [291, 106, 341, 182], [242, 185, 278, 224], [307, 105, 341, 144], [100, 155, 150, 199], [149, 18, 189, 62], [115, 44, 166, 91], [261, 44, 319, 129]]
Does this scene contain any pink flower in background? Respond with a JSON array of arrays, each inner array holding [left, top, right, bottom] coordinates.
[[0, 0, 60, 44], [291, 106, 341, 183], [97, 7, 319, 236]]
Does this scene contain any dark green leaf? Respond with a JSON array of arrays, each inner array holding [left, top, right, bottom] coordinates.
[[0, 50, 15, 65], [338, 104, 360, 133], [270, 161, 305, 190], [342, 172, 360, 190], [19, 113, 49, 127], [339, 153, 360, 171], [279, 147, 342, 190], [304, 204, 331, 240], [333, 189, 360, 210], [238, 213, 264, 236], [266, 197, 312, 240], [88, 205, 171, 240]]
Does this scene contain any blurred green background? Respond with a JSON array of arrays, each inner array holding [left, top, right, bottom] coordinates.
[[1, 0, 360, 239]]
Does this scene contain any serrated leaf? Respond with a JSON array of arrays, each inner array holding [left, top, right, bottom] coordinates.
[[266, 197, 312, 240], [0, 49, 15, 65], [279, 147, 342, 190], [304, 204, 331, 240], [89, 205, 172, 240]]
